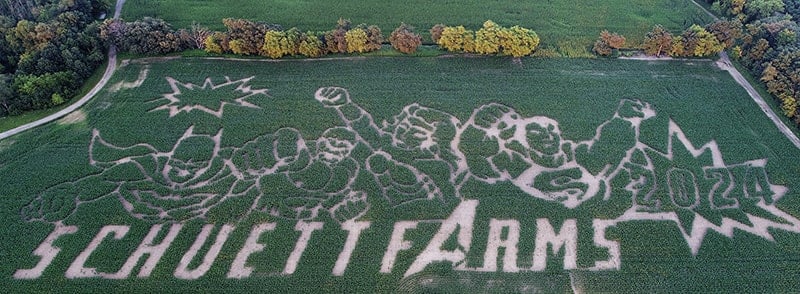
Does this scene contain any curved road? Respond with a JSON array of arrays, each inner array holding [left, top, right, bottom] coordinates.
[[0, 0, 125, 141]]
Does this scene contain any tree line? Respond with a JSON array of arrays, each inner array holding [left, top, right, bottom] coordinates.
[[0, 0, 110, 117], [593, 21, 739, 58], [99, 18, 540, 60]]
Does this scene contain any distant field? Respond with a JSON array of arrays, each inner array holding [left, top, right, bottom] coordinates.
[[123, 0, 713, 46], [2, 56, 799, 292]]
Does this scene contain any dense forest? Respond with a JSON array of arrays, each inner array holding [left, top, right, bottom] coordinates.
[[0, 0, 110, 116]]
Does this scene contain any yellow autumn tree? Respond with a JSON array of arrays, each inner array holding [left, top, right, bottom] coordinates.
[[437, 25, 475, 52], [345, 28, 368, 53], [475, 20, 501, 54], [203, 34, 223, 54], [503, 25, 540, 58], [262, 29, 299, 59]]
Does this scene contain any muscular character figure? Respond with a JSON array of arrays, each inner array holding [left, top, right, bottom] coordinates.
[[314, 87, 457, 206], [458, 99, 655, 208], [232, 126, 369, 223], [22, 127, 259, 222]]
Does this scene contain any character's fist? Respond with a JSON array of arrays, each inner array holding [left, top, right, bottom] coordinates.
[[315, 87, 351, 107], [330, 191, 369, 223], [473, 103, 515, 130], [616, 99, 655, 121], [21, 182, 77, 222]]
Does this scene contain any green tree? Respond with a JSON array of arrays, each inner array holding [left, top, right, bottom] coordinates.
[[0, 74, 14, 115], [745, 0, 785, 19], [298, 31, 324, 57]]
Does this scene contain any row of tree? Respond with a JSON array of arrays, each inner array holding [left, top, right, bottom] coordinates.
[[100, 17, 211, 55], [201, 18, 386, 58], [594, 21, 740, 57], [99, 16, 540, 60], [1, 0, 109, 116], [431, 21, 540, 59]]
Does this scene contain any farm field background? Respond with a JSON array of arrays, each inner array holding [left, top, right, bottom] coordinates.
[[1, 56, 799, 292], [122, 0, 714, 47]]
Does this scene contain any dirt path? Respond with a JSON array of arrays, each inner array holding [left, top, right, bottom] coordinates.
[[715, 52, 800, 148], [0, 0, 125, 141]]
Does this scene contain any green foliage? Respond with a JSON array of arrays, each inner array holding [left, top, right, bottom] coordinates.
[[298, 31, 324, 57], [0, 0, 106, 117], [13, 71, 76, 110], [745, 0, 785, 19]]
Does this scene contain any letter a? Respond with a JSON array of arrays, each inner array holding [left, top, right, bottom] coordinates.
[[404, 200, 478, 277]]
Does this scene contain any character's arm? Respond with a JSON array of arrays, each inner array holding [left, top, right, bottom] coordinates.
[[315, 87, 387, 148], [21, 170, 124, 223], [89, 129, 157, 168]]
